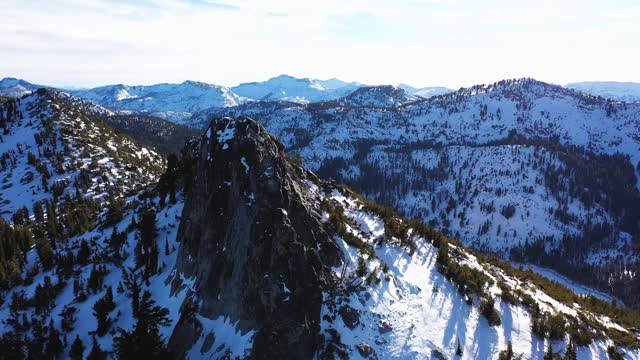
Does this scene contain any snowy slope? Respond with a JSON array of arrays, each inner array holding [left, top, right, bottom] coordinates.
[[315, 184, 639, 359], [231, 74, 361, 103], [0, 90, 164, 217], [1, 115, 638, 359], [70, 80, 248, 118], [0, 77, 46, 98], [566, 82, 640, 103], [0, 196, 189, 358], [398, 84, 454, 98], [413, 86, 455, 98], [193, 78, 640, 308], [338, 85, 422, 107]]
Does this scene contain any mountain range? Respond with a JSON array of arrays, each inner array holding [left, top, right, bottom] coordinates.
[[0, 75, 639, 359], [566, 82, 640, 103]]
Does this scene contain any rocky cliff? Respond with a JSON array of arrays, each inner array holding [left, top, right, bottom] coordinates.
[[170, 117, 340, 358]]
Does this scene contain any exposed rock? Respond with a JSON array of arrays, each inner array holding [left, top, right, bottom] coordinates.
[[431, 349, 448, 360], [356, 342, 376, 358], [200, 333, 216, 354], [339, 305, 360, 329], [170, 117, 341, 358], [378, 320, 393, 334]]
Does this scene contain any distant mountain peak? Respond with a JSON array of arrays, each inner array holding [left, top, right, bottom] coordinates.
[[339, 84, 420, 107], [0, 77, 44, 98]]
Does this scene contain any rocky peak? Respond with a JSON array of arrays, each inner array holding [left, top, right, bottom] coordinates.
[[339, 84, 421, 107], [171, 117, 340, 358]]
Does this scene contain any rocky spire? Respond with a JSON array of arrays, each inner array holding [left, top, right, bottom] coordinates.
[[170, 117, 340, 358]]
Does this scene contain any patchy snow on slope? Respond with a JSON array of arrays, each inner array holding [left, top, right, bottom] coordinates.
[[316, 186, 639, 359]]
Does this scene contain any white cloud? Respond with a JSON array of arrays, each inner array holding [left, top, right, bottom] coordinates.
[[1, 0, 638, 88]]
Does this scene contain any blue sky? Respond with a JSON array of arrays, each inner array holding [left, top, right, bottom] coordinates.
[[2, 0, 639, 88]]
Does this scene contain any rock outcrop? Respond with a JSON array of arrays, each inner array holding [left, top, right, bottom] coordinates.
[[170, 117, 340, 358]]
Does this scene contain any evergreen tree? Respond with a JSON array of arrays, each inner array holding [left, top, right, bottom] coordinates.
[[87, 336, 107, 360], [106, 197, 125, 226], [543, 342, 553, 360], [69, 335, 85, 360], [36, 238, 54, 270], [78, 239, 91, 265], [135, 209, 158, 278], [0, 331, 25, 359], [113, 291, 172, 359], [45, 320, 64, 359], [564, 339, 576, 360], [498, 340, 513, 360], [607, 346, 625, 360], [122, 268, 142, 317], [92, 287, 116, 336]]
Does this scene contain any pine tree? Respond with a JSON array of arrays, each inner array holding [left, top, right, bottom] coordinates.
[[122, 268, 142, 317], [69, 335, 85, 360], [36, 238, 54, 270], [92, 287, 116, 336], [113, 291, 172, 359], [136, 209, 158, 278], [543, 342, 553, 360], [564, 339, 576, 360], [498, 340, 513, 360], [87, 336, 107, 360], [607, 346, 625, 360], [45, 320, 64, 358], [78, 239, 91, 265]]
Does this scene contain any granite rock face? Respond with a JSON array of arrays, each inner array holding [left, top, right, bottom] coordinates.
[[170, 117, 340, 358]]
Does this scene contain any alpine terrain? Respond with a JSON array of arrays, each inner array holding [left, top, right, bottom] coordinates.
[[191, 78, 640, 311], [0, 82, 640, 359]]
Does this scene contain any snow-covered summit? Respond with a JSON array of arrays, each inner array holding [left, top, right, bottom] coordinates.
[[398, 83, 454, 98], [0, 77, 45, 98], [338, 85, 422, 108], [70, 80, 249, 115], [231, 74, 361, 103]]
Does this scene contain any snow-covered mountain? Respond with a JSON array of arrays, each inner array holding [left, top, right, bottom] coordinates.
[[338, 85, 422, 107], [413, 86, 455, 98], [0, 77, 46, 98], [0, 89, 164, 218], [0, 116, 637, 359], [231, 74, 361, 103], [398, 83, 454, 98], [193, 78, 640, 310], [70, 80, 248, 120], [566, 81, 640, 103]]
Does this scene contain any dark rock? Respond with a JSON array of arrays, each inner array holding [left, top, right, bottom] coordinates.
[[169, 117, 341, 359], [356, 343, 375, 358], [431, 349, 447, 360], [378, 321, 393, 334], [200, 333, 216, 354], [339, 305, 360, 329]]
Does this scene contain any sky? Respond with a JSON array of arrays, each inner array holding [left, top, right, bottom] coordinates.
[[1, 0, 639, 89]]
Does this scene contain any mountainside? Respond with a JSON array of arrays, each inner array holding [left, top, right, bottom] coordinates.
[[231, 74, 361, 103], [566, 82, 640, 103], [0, 89, 164, 218], [413, 86, 455, 98], [0, 78, 46, 98], [70, 81, 248, 120], [398, 84, 454, 98], [338, 85, 422, 107], [1, 116, 638, 359], [192, 78, 640, 309]]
